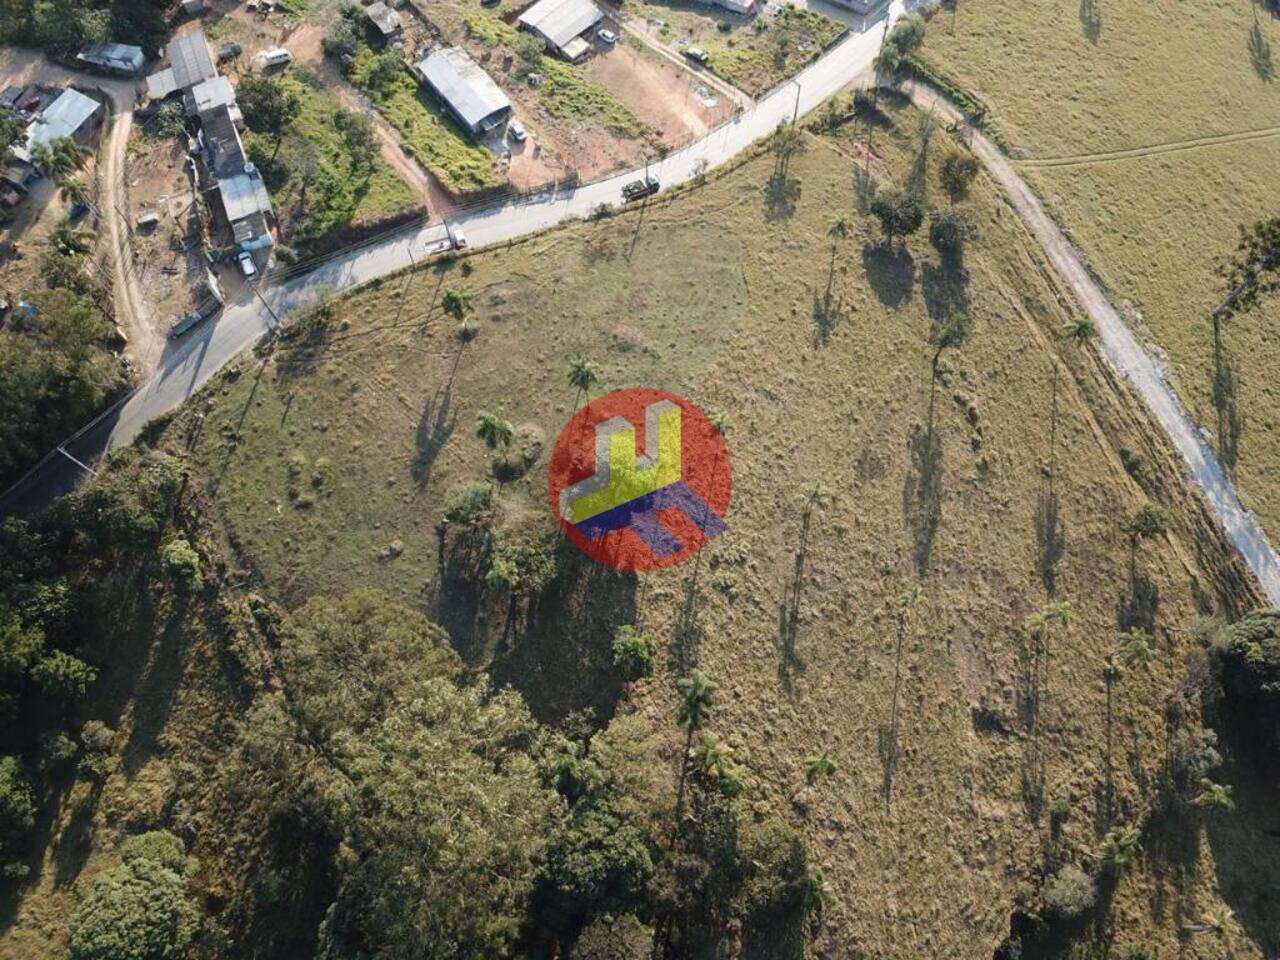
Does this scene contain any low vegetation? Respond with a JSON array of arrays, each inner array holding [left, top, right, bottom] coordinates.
[[240, 71, 421, 251], [327, 7, 504, 193]]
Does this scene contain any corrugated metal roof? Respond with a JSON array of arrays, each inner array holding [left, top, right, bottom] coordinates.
[[25, 89, 101, 150], [518, 0, 602, 50], [418, 47, 511, 133], [78, 43, 145, 74], [218, 169, 272, 223], [365, 2, 403, 35], [188, 76, 237, 114], [168, 31, 218, 90]]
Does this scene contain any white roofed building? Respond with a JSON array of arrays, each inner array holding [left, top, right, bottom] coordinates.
[[517, 0, 603, 60], [147, 30, 219, 100], [417, 48, 512, 135]]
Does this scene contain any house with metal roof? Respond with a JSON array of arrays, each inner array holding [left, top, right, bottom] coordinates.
[[185, 76, 241, 123], [417, 47, 512, 135], [517, 0, 603, 60], [147, 30, 219, 100], [195, 102, 274, 256], [77, 42, 146, 76], [24, 88, 105, 152], [365, 2, 404, 40]]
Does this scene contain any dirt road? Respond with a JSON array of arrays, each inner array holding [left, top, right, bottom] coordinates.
[[902, 79, 1280, 605]]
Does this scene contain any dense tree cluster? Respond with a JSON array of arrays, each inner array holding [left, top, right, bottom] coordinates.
[[0, 0, 169, 56]]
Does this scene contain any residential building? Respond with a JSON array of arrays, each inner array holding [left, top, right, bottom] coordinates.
[[147, 30, 219, 100], [417, 47, 512, 136], [517, 0, 604, 61], [24, 88, 105, 153]]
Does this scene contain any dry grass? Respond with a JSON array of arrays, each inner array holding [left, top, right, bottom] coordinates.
[[173, 95, 1278, 957], [921, 0, 1280, 157]]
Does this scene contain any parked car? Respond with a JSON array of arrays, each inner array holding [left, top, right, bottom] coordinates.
[[622, 176, 660, 202], [508, 120, 528, 142], [258, 47, 293, 68], [481, 0, 501, 7], [597, 27, 618, 43], [684, 46, 709, 65], [237, 251, 258, 278], [217, 41, 242, 62]]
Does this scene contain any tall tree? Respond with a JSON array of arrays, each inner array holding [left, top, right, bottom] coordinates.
[[567, 356, 599, 408], [237, 73, 301, 158], [673, 670, 716, 824]]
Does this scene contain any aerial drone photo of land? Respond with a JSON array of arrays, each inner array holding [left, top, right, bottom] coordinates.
[[0, 0, 1278, 958]]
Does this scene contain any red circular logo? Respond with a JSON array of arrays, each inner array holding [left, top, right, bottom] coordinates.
[[548, 388, 732, 571]]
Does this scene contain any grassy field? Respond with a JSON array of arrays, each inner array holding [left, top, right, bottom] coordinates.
[[247, 71, 422, 249], [171, 93, 1279, 957], [921, 0, 1280, 157], [917, 0, 1280, 544], [346, 46, 505, 194]]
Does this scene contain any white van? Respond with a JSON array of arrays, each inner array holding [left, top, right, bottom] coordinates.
[[259, 47, 293, 68]]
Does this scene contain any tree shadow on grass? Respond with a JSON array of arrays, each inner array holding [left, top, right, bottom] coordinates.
[[763, 171, 801, 220], [1250, 20, 1275, 82], [411, 382, 458, 487], [861, 242, 915, 308], [1117, 563, 1159, 634], [1036, 487, 1066, 595], [488, 541, 635, 730], [1207, 761, 1280, 953], [1211, 318, 1244, 471]]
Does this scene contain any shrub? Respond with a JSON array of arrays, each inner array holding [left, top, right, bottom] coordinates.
[[38, 729, 77, 772], [160, 539, 202, 591], [574, 914, 654, 960], [1042, 863, 1096, 919], [122, 831, 190, 874], [66, 853, 199, 960], [78, 720, 116, 781], [444, 481, 493, 524], [0, 755, 35, 877], [928, 209, 976, 260], [30, 650, 97, 699], [1168, 725, 1222, 792], [611, 625, 656, 682]]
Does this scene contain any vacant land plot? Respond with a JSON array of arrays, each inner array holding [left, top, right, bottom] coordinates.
[[621, 0, 843, 95], [178, 94, 1277, 957], [243, 71, 422, 249], [917, 0, 1280, 544], [921, 0, 1280, 157]]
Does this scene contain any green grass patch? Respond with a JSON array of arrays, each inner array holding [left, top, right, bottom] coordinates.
[[699, 7, 842, 96], [248, 72, 421, 249], [347, 46, 504, 193]]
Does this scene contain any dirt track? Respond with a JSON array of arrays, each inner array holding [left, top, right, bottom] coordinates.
[[1020, 123, 1280, 168]]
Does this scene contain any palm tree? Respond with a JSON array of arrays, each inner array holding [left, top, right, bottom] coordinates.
[[442, 287, 474, 335], [673, 670, 716, 823], [474, 410, 513, 486], [1117, 627, 1156, 668], [567, 356, 598, 408], [1061, 317, 1096, 347], [871, 44, 902, 111], [55, 171, 88, 206], [772, 121, 807, 177], [1193, 778, 1235, 813], [1098, 825, 1142, 875], [804, 744, 837, 784], [32, 136, 89, 179], [824, 214, 852, 304]]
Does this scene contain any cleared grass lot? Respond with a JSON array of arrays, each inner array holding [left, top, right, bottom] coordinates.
[[921, 0, 1280, 157], [179, 95, 1277, 957]]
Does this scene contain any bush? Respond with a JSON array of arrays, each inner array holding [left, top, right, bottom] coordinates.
[[66, 853, 199, 960], [1214, 610, 1280, 755], [78, 719, 116, 781], [444, 481, 493, 524], [611, 625, 656, 683], [122, 831, 190, 874], [29, 649, 97, 698], [869, 187, 926, 245], [160, 539, 202, 591], [573, 913, 654, 960], [928, 209, 976, 260], [1042, 863, 1096, 919], [0, 755, 35, 876]]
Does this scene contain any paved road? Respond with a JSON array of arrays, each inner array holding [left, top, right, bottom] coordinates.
[[0, 2, 905, 513], [903, 81, 1280, 606]]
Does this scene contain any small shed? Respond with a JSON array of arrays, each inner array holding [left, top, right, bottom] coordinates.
[[186, 76, 241, 124], [365, 2, 404, 39], [417, 47, 512, 135], [518, 0, 603, 60]]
